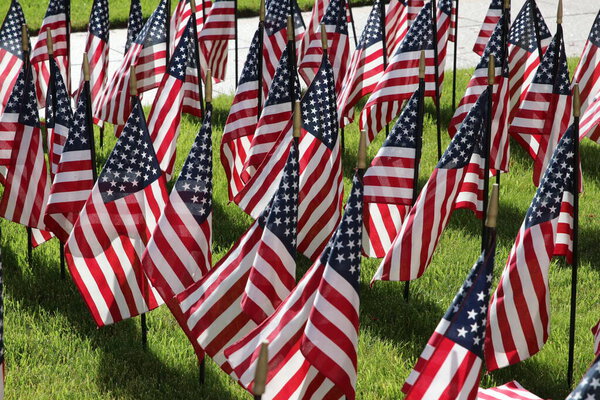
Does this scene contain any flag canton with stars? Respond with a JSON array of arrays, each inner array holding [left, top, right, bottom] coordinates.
[[239, 30, 261, 85], [443, 242, 495, 359], [258, 141, 299, 255], [125, 0, 143, 53], [5, 67, 39, 127], [356, 0, 383, 51], [437, 0, 453, 16], [322, 174, 363, 292], [489, 0, 503, 10], [265, 48, 301, 107], [46, 58, 72, 129], [89, 0, 109, 41], [321, 0, 349, 35], [168, 20, 194, 80], [509, 0, 551, 51], [525, 125, 575, 229], [0, 1, 27, 58], [301, 58, 338, 150], [134, 0, 167, 46], [532, 33, 571, 95], [98, 100, 162, 203], [44, 0, 69, 17], [567, 357, 600, 400], [174, 106, 213, 225], [437, 90, 488, 170], [64, 86, 93, 153], [264, 0, 304, 36], [384, 88, 421, 149], [476, 14, 506, 71], [588, 11, 600, 47], [397, 2, 434, 54]]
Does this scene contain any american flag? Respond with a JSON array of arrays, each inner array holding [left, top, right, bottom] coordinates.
[[403, 233, 495, 399], [448, 0, 457, 42], [125, 0, 143, 54], [220, 30, 261, 201], [297, 0, 328, 73], [225, 173, 363, 400], [566, 356, 600, 400], [593, 320, 600, 357], [0, 0, 27, 116], [146, 19, 195, 176], [360, 0, 452, 144], [78, 0, 109, 123], [31, 0, 70, 108], [449, 14, 510, 172], [477, 381, 543, 400], [44, 82, 95, 243], [46, 56, 71, 178], [198, 0, 235, 82], [472, 0, 502, 56], [65, 98, 167, 327], [168, 141, 299, 374], [243, 47, 300, 181], [297, 0, 350, 96], [261, 0, 305, 95], [234, 56, 343, 261], [0, 64, 50, 231], [337, 0, 385, 128], [510, 29, 573, 187], [485, 125, 577, 370], [385, 0, 425, 59], [507, 0, 551, 124], [580, 93, 600, 143], [94, 0, 168, 126], [362, 88, 420, 258], [573, 11, 600, 115], [372, 89, 488, 283], [141, 104, 213, 301]]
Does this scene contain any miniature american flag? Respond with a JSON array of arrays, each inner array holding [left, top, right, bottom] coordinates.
[[485, 125, 577, 370], [566, 355, 600, 400], [473, 0, 502, 56], [0, 0, 28, 116], [45, 56, 71, 178], [124, 0, 143, 54], [477, 381, 543, 400], [198, 0, 235, 82], [573, 11, 600, 115], [65, 99, 167, 326]]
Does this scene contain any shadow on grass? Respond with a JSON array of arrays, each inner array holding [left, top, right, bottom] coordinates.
[[1, 237, 240, 400]]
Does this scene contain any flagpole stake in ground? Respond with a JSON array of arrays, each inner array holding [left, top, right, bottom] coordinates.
[[488, 54, 495, 86], [358, 130, 368, 170], [253, 341, 269, 400]]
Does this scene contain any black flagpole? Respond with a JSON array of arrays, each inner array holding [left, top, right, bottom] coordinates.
[[496, 0, 510, 187], [66, 0, 71, 94], [347, 0, 358, 47], [481, 55, 494, 251], [404, 51, 426, 302], [257, 0, 266, 115], [567, 83, 580, 389], [431, 0, 442, 160], [451, 0, 458, 111], [287, 16, 297, 114], [191, 0, 205, 118], [530, 0, 543, 60], [234, 0, 239, 85]]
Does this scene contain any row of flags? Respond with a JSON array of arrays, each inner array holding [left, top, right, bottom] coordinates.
[[0, 0, 599, 398]]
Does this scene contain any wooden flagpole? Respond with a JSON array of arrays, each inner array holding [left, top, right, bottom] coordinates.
[[257, 0, 266, 115], [404, 51, 426, 301], [190, 0, 206, 118], [451, 0, 459, 111], [481, 55, 494, 251], [253, 342, 270, 400], [21, 25, 34, 269], [567, 83, 580, 389], [431, 0, 443, 160]]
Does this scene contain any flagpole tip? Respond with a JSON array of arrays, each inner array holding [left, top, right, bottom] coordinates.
[[357, 130, 368, 170], [504, 0, 510, 10], [488, 54, 495, 86], [129, 65, 138, 96], [320, 23, 328, 50], [557, 0, 563, 25], [287, 16, 294, 41], [253, 342, 269, 396], [21, 24, 28, 53], [205, 69, 212, 103], [573, 84, 581, 118], [83, 53, 90, 82], [46, 27, 53, 56], [485, 184, 499, 228], [190, 0, 196, 11], [419, 50, 426, 79], [293, 101, 301, 138], [259, 0, 265, 22]]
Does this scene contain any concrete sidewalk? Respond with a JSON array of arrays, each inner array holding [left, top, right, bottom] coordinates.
[[43, 1, 598, 107]]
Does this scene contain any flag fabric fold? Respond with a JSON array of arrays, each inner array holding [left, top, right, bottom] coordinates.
[[476, 381, 543, 400], [472, 0, 502, 56], [385, 0, 425, 59], [46, 56, 72, 178], [0, 0, 28, 116], [198, 0, 236, 82], [566, 355, 600, 400], [572, 10, 600, 115]]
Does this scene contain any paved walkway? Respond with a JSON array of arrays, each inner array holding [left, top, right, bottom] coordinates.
[[36, 1, 599, 107]]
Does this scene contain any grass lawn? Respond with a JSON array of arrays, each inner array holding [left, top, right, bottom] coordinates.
[[4, 0, 369, 34], [1, 60, 599, 399]]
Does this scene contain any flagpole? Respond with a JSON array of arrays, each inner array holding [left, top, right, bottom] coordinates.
[[287, 16, 298, 114], [21, 25, 34, 269], [347, 0, 358, 47], [253, 342, 270, 400], [481, 55, 494, 251], [191, 0, 206, 117], [497, 0, 510, 188], [66, 0, 71, 94], [234, 0, 239, 85], [404, 50, 426, 301], [257, 0, 266, 115], [567, 83, 580, 389], [83, 54, 99, 182], [379, 0, 389, 137], [431, 0, 443, 160], [530, 0, 543, 60], [451, 0, 458, 111]]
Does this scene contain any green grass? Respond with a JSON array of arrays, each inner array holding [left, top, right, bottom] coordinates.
[[1, 61, 600, 399], [4, 0, 369, 33]]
